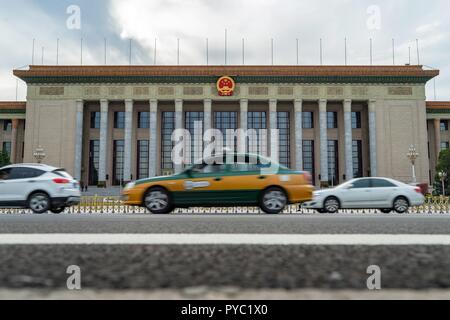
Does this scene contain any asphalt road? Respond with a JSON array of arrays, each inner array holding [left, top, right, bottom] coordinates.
[[0, 213, 449, 299]]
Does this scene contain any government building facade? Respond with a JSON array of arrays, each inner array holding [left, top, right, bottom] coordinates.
[[0, 65, 446, 189]]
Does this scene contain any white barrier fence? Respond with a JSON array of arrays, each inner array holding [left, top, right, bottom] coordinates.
[[0, 196, 449, 214]]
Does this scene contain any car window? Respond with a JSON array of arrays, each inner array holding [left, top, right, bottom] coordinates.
[[371, 179, 396, 188], [351, 179, 372, 189], [229, 163, 262, 172], [192, 163, 227, 175], [0, 169, 11, 180], [8, 167, 45, 180]]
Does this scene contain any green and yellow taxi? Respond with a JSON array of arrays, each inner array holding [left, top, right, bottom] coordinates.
[[122, 154, 314, 214]]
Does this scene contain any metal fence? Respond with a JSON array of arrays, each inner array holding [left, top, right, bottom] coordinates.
[[0, 196, 450, 215]]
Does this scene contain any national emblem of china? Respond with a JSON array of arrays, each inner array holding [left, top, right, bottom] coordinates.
[[217, 76, 236, 96]]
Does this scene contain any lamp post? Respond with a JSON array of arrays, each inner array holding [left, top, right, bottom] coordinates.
[[406, 145, 419, 184], [33, 146, 46, 164], [438, 171, 447, 196]]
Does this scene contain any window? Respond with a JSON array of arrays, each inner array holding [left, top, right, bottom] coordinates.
[[161, 112, 175, 170], [247, 112, 267, 155], [90, 112, 100, 129], [113, 140, 125, 185], [214, 112, 238, 153], [114, 112, 126, 129], [185, 111, 204, 165], [277, 112, 291, 168], [371, 179, 396, 188], [137, 140, 149, 180], [352, 140, 363, 178], [89, 140, 100, 185], [230, 162, 262, 172], [192, 163, 227, 174], [138, 112, 150, 129], [302, 140, 315, 185], [0, 169, 11, 180], [351, 179, 371, 189], [351, 112, 361, 129], [2, 142, 11, 157], [441, 120, 449, 132], [441, 142, 450, 151], [8, 167, 44, 180], [3, 120, 12, 132], [302, 112, 314, 129], [327, 112, 338, 129], [327, 140, 339, 186]]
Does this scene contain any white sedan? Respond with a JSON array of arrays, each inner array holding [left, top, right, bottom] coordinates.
[[303, 177, 425, 214]]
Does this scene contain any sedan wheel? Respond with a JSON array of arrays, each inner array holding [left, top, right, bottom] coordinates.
[[50, 207, 66, 214], [144, 188, 174, 214], [260, 187, 288, 214], [324, 197, 340, 214], [28, 193, 51, 214], [380, 209, 392, 214], [393, 197, 409, 214]]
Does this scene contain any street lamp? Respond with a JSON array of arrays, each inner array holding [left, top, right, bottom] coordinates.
[[406, 145, 419, 184], [33, 146, 46, 164], [438, 171, 447, 196]]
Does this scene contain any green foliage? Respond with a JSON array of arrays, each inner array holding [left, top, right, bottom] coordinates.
[[434, 149, 450, 195], [0, 150, 10, 168]]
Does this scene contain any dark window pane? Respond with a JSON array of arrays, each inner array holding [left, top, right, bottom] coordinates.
[[302, 140, 315, 185], [351, 112, 361, 129], [113, 140, 125, 185], [247, 112, 267, 156], [327, 140, 339, 185], [90, 112, 100, 129], [302, 112, 314, 129], [371, 179, 396, 188], [352, 140, 363, 178], [161, 112, 175, 170], [185, 111, 204, 165], [277, 112, 290, 168], [138, 112, 150, 129], [352, 179, 371, 189], [327, 112, 337, 129], [137, 140, 149, 179], [89, 140, 100, 185], [3, 120, 12, 132], [114, 112, 126, 129]]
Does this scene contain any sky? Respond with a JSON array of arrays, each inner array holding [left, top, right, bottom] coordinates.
[[0, 0, 449, 101]]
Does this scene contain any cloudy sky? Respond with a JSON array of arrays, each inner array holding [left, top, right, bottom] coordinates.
[[0, 0, 449, 100]]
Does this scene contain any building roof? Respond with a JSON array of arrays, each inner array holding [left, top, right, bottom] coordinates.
[[13, 65, 439, 85]]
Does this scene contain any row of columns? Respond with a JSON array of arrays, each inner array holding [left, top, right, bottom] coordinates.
[[73, 98, 378, 186]]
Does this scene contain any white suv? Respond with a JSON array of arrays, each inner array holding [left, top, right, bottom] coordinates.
[[0, 164, 81, 214]]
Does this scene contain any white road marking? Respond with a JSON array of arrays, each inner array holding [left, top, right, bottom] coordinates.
[[0, 234, 450, 245]]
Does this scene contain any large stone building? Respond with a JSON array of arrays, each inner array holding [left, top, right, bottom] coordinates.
[[0, 65, 445, 188]]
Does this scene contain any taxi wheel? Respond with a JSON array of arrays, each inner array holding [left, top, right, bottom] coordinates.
[[50, 207, 66, 214], [259, 187, 288, 214], [144, 187, 174, 214]]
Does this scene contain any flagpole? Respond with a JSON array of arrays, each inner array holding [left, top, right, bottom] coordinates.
[[206, 38, 209, 65], [80, 38, 83, 66], [224, 29, 228, 65], [369, 38, 373, 65], [41, 47, 44, 65], [296, 38, 299, 65], [344, 37, 347, 65], [129, 38, 132, 65], [32, 39, 35, 65], [416, 39, 420, 65], [56, 38, 59, 65], [320, 38, 323, 65], [392, 38, 395, 65], [271, 38, 274, 65], [177, 38, 180, 65], [242, 38, 245, 65], [104, 38, 107, 65], [154, 38, 157, 65]]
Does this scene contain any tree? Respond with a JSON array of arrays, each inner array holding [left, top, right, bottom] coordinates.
[[434, 149, 450, 196], [0, 151, 10, 168]]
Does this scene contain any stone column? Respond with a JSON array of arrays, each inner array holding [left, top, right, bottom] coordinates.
[[74, 99, 84, 181], [148, 99, 158, 177], [239, 99, 248, 153], [175, 99, 184, 174], [344, 99, 353, 181], [434, 118, 441, 162], [269, 99, 278, 160], [123, 99, 133, 183], [204, 99, 212, 132], [98, 99, 109, 187], [368, 99, 377, 177], [10, 119, 19, 164], [294, 99, 303, 171], [319, 99, 329, 185]]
